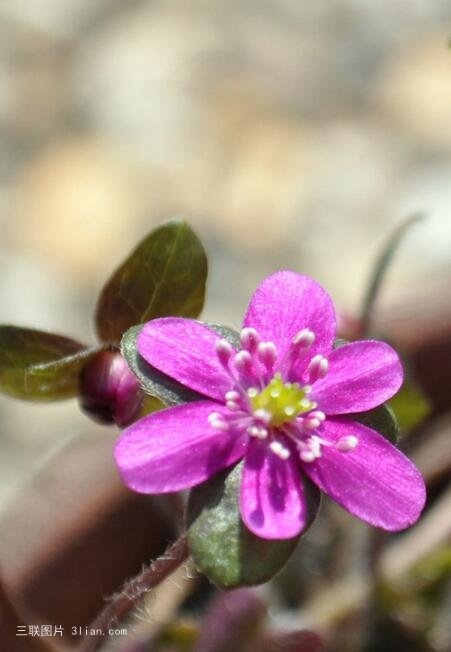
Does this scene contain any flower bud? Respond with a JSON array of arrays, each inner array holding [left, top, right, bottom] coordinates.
[[79, 350, 142, 427]]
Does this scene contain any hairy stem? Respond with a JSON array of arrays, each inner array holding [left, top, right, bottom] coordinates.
[[78, 535, 189, 652]]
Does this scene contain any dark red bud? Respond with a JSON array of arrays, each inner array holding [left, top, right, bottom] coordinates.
[[79, 350, 142, 427]]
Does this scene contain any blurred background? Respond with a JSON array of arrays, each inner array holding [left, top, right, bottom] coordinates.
[[0, 1, 451, 650]]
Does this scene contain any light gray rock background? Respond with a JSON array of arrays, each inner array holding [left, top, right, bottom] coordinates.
[[1, 0, 451, 503]]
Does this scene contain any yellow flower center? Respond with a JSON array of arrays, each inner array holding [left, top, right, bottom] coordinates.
[[249, 373, 315, 427]]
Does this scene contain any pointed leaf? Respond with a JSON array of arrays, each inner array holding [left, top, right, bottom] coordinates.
[[361, 214, 423, 334], [0, 326, 97, 401], [352, 403, 400, 444], [186, 462, 320, 588], [95, 220, 208, 343]]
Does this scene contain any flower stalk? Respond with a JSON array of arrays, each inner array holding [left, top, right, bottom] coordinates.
[[78, 535, 189, 652]]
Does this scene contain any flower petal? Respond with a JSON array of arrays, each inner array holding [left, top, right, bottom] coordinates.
[[311, 340, 403, 414], [303, 418, 426, 530], [242, 271, 336, 363], [240, 439, 319, 539], [138, 318, 235, 401], [115, 401, 247, 493]]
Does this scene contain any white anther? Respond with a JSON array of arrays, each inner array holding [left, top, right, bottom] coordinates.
[[300, 398, 312, 409], [303, 384, 312, 395], [240, 327, 260, 352], [309, 436, 322, 458], [293, 328, 315, 348], [257, 341, 277, 367], [248, 425, 268, 439], [270, 388, 281, 398], [303, 410, 326, 430], [225, 390, 241, 410], [233, 350, 252, 373], [269, 441, 291, 460], [247, 387, 258, 398], [304, 417, 321, 430], [216, 339, 233, 366], [225, 390, 240, 402], [300, 450, 316, 463], [307, 355, 329, 383], [208, 412, 230, 431], [336, 435, 359, 452], [253, 409, 271, 424], [284, 405, 296, 417]]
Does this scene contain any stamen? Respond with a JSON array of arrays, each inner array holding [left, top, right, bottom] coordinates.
[[216, 339, 233, 367], [309, 410, 326, 422], [247, 425, 268, 439], [225, 389, 242, 411], [292, 328, 315, 348], [269, 440, 291, 460], [208, 412, 230, 431], [247, 387, 258, 398], [336, 435, 359, 452], [309, 435, 322, 458], [303, 410, 326, 430], [300, 449, 316, 462], [253, 408, 271, 425], [284, 405, 296, 417], [304, 417, 321, 429], [233, 350, 253, 375], [307, 355, 329, 383], [240, 327, 260, 352], [225, 390, 240, 402], [257, 341, 277, 369]]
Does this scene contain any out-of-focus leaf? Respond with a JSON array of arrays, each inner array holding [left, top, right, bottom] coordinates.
[[95, 220, 208, 344], [0, 326, 96, 401], [207, 323, 240, 348], [353, 403, 400, 444], [121, 321, 239, 406], [389, 383, 431, 432], [186, 462, 320, 588], [361, 214, 423, 334], [121, 325, 203, 406]]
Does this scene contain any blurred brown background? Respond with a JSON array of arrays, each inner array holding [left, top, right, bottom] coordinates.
[[1, 0, 451, 548]]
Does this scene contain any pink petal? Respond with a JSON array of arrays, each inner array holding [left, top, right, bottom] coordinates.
[[138, 318, 234, 401], [115, 401, 247, 493], [303, 418, 426, 530], [242, 271, 336, 365], [240, 439, 319, 540], [311, 340, 403, 414]]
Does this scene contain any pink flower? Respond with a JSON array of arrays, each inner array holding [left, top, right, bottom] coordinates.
[[115, 272, 426, 540]]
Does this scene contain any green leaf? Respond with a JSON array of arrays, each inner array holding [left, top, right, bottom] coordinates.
[[352, 403, 400, 444], [389, 382, 431, 432], [361, 213, 423, 334], [0, 326, 97, 401], [121, 324, 203, 406], [186, 462, 320, 588], [95, 220, 208, 344], [121, 321, 239, 407]]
